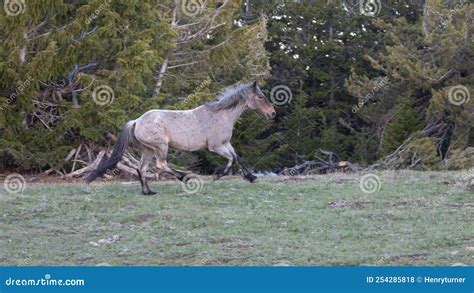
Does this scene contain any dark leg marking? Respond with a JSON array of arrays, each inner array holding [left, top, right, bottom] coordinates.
[[233, 155, 257, 183], [137, 169, 157, 196], [213, 165, 232, 181]]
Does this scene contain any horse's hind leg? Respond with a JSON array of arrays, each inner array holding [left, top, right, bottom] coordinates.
[[154, 143, 187, 181], [138, 148, 157, 196], [209, 144, 234, 181]]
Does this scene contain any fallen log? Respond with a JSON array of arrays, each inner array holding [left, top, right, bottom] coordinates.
[[280, 149, 360, 175]]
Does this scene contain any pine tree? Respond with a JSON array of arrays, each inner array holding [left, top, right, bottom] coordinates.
[[263, 0, 385, 167]]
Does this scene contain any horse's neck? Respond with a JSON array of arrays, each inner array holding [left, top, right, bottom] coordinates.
[[201, 102, 247, 128], [218, 102, 247, 126]]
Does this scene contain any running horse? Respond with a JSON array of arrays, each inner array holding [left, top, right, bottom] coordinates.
[[86, 81, 276, 195]]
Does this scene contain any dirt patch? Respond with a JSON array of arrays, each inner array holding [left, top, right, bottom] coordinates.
[[0, 172, 238, 186], [328, 200, 372, 209], [224, 240, 254, 249], [390, 254, 427, 263], [120, 213, 155, 224], [209, 237, 234, 244], [89, 235, 121, 246], [0, 173, 136, 185], [276, 176, 318, 182], [389, 201, 425, 208], [76, 257, 95, 263], [445, 203, 474, 208], [208, 238, 254, 251]]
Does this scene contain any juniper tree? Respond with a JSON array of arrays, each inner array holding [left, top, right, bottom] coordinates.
[[0, 0, 273, 174], [347, 0, 473, 169], [0, 1, 175, 172]]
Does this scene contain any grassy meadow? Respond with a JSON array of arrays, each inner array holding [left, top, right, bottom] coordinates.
[[0, 171, 472, 266]]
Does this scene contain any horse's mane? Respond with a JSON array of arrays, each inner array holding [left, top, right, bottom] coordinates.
[[205, 84, 250, 112]]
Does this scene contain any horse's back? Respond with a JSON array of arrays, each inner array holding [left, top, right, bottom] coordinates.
[[133, 108, 209, 151]]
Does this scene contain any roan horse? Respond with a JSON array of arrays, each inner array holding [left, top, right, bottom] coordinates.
[[85, 81, 276, 195]]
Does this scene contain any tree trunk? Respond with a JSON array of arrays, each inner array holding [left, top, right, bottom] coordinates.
[[153, 55, 169, 98]]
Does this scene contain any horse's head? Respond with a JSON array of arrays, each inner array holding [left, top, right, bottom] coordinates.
[[246, 81, 276, 120]]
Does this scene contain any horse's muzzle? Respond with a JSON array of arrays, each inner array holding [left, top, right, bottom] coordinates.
[[266, 111, 276, 120]]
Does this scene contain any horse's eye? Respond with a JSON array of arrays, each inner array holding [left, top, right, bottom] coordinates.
[[258, 95, 264, 99]]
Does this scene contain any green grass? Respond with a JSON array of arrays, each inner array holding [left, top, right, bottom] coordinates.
[[0, 171, 473, 266]]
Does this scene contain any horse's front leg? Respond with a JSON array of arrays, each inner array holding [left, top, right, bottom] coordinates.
[[225, 143, 257, 183], [234, 155, 257, 183]]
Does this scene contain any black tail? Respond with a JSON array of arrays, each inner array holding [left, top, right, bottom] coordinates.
[[85, 121, 135, 183]]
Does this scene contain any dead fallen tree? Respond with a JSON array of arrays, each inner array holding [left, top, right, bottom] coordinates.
[[48, 144, 162, 180], [280, 149, 361, 175], [379, 118, 474, 170]]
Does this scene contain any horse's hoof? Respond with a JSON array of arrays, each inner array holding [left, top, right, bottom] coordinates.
[[177, 171, 188, 182], [245, 174, 258, 183], [143, 191, 158, 196], [181, 174, 193, 183]]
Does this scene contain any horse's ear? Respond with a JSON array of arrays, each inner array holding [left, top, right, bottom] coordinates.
[[252, 80, 258, 89]]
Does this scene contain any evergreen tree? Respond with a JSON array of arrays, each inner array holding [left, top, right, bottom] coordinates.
[[347, 0, 473, 169]]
